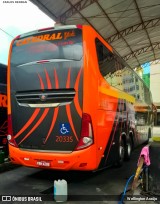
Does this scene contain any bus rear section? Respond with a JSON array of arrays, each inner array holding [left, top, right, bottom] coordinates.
[[8, 26, 97, 170], [0, 64, 8, 156]]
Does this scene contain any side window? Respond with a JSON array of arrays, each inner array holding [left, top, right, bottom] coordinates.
[[96, 38, 115, 76], [95, 39, 152, 104], [122, 67, 133, 94], [95, 38, 124, 91]]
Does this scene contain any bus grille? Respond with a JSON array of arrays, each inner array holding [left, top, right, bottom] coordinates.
[[15, 89, 76, 108]]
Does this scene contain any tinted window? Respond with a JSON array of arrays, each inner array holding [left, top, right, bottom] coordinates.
[[95, 38, 152, 104], [95, 38, 125, 91], [11, 29, 82, 66], [96, 38, 117, 76]]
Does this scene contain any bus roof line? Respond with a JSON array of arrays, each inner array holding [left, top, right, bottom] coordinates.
[[19, 25, 78, 39]]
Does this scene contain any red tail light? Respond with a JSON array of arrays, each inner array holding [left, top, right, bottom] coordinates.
[[75, 113, 94, 151], [7, 115, 17, 147]]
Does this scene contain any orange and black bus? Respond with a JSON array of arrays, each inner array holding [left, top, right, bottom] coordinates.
[[0, 63, 8, 155], [7, 25, 153, 170]]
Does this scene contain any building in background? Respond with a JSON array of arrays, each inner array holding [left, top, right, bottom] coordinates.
[[135, 62, 160, 126], [150, 62, 160, 126]]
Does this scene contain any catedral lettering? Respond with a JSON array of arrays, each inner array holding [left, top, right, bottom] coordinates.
[[16, 30, 76, 46], [16, 33, 62, 46], [64, 30, 75, 39]]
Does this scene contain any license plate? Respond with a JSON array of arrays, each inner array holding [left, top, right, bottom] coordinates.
[[36, 161, 51, 167]]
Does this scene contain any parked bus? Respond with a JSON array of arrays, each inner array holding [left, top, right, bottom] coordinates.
[[0, 63, 8, 156], [7, 25, 153, 170]]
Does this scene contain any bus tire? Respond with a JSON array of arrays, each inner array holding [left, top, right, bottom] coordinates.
[[124, 137, 132, 161], [115, 138, 125, 167]]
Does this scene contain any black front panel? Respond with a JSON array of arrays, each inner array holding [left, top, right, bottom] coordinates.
[[10, 28, 83, 151], [11, 62, 83, 151]]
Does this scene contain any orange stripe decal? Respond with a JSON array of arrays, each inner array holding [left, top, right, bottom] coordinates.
[[17, 69, 51, 143], [15, 72, 45, 139], [66, 69, 79, 141], [43, 69, 59, 144], [54, 68, 59, 88], [37, 73, 45, 90], [43, 107, 59, 144], [14, 108, 40, 139], [74, 68, 82, 117], [18, 108, 49, 145], [44, 68, 52, 89]]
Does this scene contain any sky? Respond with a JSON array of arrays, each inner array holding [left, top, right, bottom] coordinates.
[[0, 0, 55, 65], [141, 62, 150, 74]]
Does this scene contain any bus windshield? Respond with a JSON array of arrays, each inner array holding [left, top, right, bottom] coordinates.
[[11, 28, 82, 66]]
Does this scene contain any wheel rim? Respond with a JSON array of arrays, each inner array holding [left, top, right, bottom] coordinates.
[[119, 142, 124, 160], [127, 143, 131, 156]]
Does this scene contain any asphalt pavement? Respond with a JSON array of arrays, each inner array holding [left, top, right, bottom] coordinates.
[[0, 126, 160, 204]]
